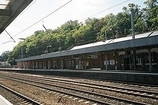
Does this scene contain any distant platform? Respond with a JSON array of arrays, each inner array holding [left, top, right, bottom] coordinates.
[[1, 68, 158, 85], [0, 95, 12, 105]]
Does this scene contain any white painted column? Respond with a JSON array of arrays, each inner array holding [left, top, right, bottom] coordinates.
[[105, 54, 108, 71]]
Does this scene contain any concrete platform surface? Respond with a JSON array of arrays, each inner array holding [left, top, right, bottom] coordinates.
[[0, 95, 12, 105]]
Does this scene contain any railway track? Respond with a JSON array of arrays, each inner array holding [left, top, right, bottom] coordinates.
[[24, 75, 158, 99], [0, 71, 158, 105], [0, 84, 41, 105], [43, 76, 158, 100]]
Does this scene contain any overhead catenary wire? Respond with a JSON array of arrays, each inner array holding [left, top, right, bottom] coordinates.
[[4, 30, 16, 43], [1, 30, 16, 45], [1, 0, 37, 45], [73, 0, 128, 44], [11, 0, 131, 45], [14, 0, 73, 37], [81, 0, 130, 21], [14, 0, 129, 37], [13, 0, 38, 21], [2, 40, 15, 45]]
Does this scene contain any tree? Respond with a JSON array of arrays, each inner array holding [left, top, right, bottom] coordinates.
[[0, 51, 10, 65], [143, 0, 158, 30], [10, 1, 158, 60]]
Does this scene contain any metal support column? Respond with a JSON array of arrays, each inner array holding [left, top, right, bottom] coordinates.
[[148, 49, 152, 72], [48, 60, 50, 69], [133, 49, 136, 70], [21, 48, 23, 69], [61, 58, 64, 69], [79, 57, 81, 69], [105, 53, 108, 71]]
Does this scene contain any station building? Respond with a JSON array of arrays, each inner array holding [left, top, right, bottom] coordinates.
[[16, 31, 158, 72]]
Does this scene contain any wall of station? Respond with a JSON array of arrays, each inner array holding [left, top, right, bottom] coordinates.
[[17, 47, 158, 71]]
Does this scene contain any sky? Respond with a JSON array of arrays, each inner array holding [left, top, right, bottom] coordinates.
[[0, 0, 145, 55]]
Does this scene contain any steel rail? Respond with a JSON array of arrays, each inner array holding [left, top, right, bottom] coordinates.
[[0, 75, 148, 105], [0, 84, 41, 105], [5, 73, 158, 100]]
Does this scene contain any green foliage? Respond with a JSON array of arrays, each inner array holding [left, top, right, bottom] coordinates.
[[5, 0, 157, 62], [0, 51, 9, 62], [143, 0, 158, 31]]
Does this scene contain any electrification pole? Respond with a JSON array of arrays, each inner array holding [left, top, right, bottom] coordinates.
[[131, 8, 136, 70], [19, 38, 25, 69]]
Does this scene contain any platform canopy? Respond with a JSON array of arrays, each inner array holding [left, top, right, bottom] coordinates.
[[16, 31, 158, 62], [0, 0, 33, 34]]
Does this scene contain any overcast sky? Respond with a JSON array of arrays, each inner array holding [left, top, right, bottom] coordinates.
[[0, 0, 145, 55]]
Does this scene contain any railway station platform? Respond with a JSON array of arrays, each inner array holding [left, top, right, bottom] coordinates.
[[0, 68, 158, 85], [0, 95, 12, 105]]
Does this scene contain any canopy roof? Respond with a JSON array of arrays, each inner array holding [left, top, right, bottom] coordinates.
[[0, 0, 33, 33], [16, 31, 158, 62]]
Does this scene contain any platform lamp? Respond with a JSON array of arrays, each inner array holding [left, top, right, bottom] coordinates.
[[19, 38, 25, 69], [46, 45, 52, 53]]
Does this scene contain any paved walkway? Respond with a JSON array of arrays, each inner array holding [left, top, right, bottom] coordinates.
[[0, 95, 12, 105]]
